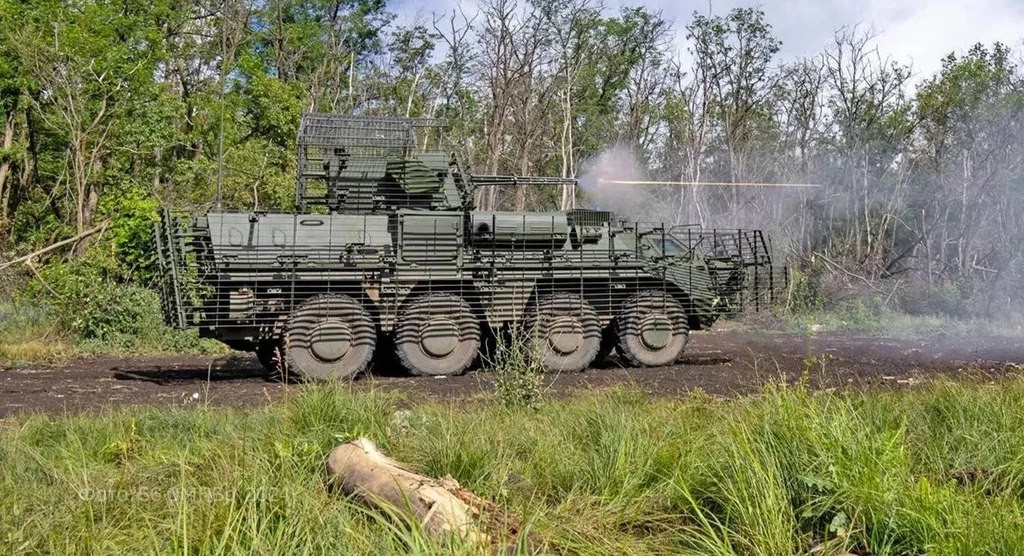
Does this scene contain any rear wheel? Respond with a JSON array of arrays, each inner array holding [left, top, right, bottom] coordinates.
[[527, 293, 601, 373], [284, 294, 376, 381], [395, 293, 480, 376], [615, 291, 689, 367]]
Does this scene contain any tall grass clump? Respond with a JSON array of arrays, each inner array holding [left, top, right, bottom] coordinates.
[[0, 298, 72, 365], [488, 326, 545, 410], [5, 380, 1024, 553]]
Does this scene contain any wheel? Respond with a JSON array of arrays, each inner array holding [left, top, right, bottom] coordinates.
[[395, 293, 480, 376], [595, 321, 618, 364], [255, 340, 282, 374], [527, 293, 601, 372], [283, 294, 376, 381], [615, 291, 689, 367]]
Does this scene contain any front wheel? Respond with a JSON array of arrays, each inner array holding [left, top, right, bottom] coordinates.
[[615, 291, 689, 367]]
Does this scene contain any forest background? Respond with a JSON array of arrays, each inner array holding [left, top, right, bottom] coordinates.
[[1, 0, 1022, 357]]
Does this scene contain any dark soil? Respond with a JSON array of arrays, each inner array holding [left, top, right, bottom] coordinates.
[[1, 327, 1022, 416]]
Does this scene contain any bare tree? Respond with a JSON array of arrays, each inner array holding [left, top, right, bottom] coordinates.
[[432, 6, 478, 162], [822, 26, 913, 272], [667, 47, 713, 225], [476, 0, 535, 210], [539, 0, 599, 209], [618, 8, 672, 156]]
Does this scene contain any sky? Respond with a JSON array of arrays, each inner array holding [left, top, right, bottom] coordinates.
[[391, 0, 1024, 82]]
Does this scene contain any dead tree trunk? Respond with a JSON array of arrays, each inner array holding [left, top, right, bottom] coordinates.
[[0, 109, 14, 221], [327, 439, 507, 545]]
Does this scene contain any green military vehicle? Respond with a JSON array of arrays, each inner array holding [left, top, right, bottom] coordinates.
[[154, 114, 785, 380]]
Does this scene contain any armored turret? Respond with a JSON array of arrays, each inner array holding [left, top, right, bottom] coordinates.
[[295, 114, 467, 213]]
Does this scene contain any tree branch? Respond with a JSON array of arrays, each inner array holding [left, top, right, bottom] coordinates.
[[0, 220, 111, 271]]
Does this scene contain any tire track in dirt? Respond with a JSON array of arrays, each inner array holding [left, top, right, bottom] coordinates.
[[1, 330, 1021, 416]]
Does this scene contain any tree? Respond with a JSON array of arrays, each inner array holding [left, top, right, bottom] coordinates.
[[915, 43, 1024, 296], [536, 0, 601, 208], [14, 0, 160, 236], [0, 18, 27, 241], [820, 26, 914, 272], [689, 8, 781, 183]]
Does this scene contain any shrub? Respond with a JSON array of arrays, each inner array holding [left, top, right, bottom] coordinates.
[[13, 246, 222, 356], [834, 297, 888, 330], [73, 284, 164, 341], [898, 280, 969, 317], [787, 266, 826, 313], [489, 326, 545, 410]]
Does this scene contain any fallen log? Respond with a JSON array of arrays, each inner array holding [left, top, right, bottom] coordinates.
[[326, 438, 525, 548]]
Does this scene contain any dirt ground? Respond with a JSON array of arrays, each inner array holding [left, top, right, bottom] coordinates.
[[1, 328, 1022, 416]]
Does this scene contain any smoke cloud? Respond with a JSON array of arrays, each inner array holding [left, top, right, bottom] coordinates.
[[576, 145, 810, 236], [577, 145, 673, 223]]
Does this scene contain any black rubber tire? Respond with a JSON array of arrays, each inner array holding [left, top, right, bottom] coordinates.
[[615, 291, 689, 367], [255, 340, 283, 375], [595, 321, 618, 364], [527, 293, 601, 373], [395, 293, 480, 376], [283, 294, 376, 381]]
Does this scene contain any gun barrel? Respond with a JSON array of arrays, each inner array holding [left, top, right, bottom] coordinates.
[[471, 175, 577, 187]]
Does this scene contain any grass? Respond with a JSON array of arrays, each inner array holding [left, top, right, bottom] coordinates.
[[4, 379, 1024, 554]]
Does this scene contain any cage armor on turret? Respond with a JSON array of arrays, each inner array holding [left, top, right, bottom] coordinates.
[[154, 113, 787, 381]]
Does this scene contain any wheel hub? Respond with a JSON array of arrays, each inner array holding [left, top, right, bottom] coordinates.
[[420, 318, 460, 358], [547, 316, 583, 355], [639, 315, 672, 350], [309, 319, 352, 362]]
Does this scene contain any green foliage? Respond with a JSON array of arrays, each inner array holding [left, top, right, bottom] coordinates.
[[96, 184, 161, 281], [787, 266, 826, 313], [73, 283, 160, 342], [899, 281, 968, 317], [31, 253, 154, 341], [831, 297, 888, 330], [10, 246, 220, 356], [237, 54, 305, 149]]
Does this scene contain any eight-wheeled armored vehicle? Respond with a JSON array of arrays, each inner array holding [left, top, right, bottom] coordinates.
[[154, 114, 786, 380]]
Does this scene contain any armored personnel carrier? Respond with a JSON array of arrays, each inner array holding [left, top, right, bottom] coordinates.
[[154, 114, 786, 380]]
